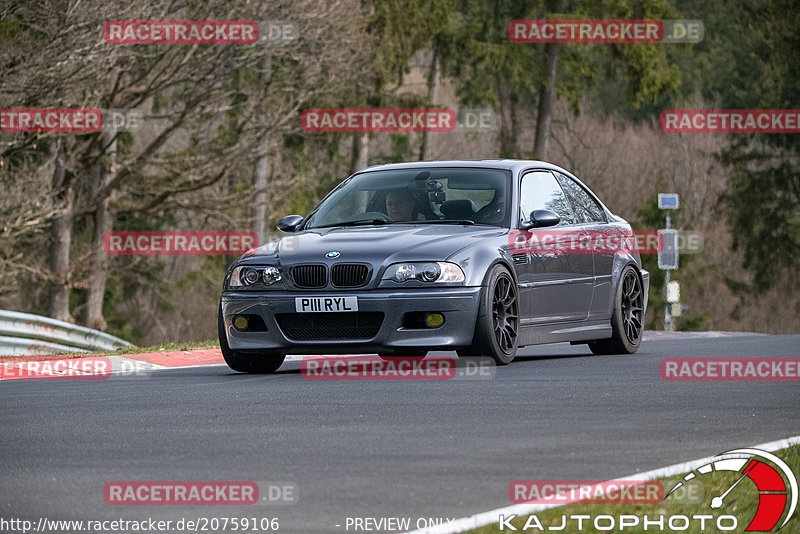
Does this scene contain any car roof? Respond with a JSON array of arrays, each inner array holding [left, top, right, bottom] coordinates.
[[358, 159, 568, 175]]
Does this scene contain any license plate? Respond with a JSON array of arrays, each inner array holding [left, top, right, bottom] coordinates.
[[295, 296, 358, 313]]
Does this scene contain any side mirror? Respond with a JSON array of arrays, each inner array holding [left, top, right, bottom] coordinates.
[[277, 215, 304, 233], [519, 209, 560, 230]]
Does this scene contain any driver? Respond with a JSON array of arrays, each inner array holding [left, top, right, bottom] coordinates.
[[473, 189, 504, 224], [385, 190, 417, 221]]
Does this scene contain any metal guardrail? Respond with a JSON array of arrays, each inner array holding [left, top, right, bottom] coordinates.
[[0, 310, 133, 356]]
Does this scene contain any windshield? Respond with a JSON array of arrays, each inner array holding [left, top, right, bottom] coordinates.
[[303, 167, 511, 229]]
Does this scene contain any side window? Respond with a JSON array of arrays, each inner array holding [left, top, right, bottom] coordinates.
[[519, 170, 575, 225], [555, 172, 606, 223]]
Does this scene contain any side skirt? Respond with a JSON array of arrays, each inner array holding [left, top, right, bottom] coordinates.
[[519, 320, 611, 346]]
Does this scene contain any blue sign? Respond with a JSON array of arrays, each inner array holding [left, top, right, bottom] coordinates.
[[658, 193, 680, 209]]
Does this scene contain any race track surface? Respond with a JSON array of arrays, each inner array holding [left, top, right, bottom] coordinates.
[[2, 333, 798, 533]]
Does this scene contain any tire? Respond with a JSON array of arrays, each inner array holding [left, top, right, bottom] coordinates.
[[457, 264, 519, 365], [589, 265, 644, 355], [218, 305, 286, 373]]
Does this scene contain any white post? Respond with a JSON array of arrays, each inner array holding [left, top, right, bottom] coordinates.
[[664, 212, 671, 331]]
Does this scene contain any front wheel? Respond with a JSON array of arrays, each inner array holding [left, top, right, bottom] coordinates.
[[458, 264, 519, 365], [218, 305, 286, 373], [589, 265, 644, 355]]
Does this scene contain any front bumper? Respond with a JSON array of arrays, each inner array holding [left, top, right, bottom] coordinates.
[[220, 287, 482, 354]]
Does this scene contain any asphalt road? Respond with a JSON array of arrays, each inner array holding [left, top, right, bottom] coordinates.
[[2, 333, 799, 534]]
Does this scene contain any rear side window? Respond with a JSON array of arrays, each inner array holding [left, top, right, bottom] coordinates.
[[555, 172, 606, 223], [519, 170, 575, 225]]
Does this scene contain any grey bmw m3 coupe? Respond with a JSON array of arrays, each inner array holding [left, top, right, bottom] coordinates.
[[219, 160, 650, 373]]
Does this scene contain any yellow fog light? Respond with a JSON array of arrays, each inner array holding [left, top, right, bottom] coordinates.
[[424, 313, 445, 328], [233, 315, 249, 330]]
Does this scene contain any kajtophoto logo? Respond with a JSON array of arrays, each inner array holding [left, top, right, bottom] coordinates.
[[665, 448, 797, 531], [498, 448, 797, 531]]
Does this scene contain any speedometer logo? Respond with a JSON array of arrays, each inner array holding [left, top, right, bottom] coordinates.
[[666, 448, 797, 531]]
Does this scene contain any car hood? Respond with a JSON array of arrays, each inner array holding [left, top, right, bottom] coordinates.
[[239, 224, 507, 266]]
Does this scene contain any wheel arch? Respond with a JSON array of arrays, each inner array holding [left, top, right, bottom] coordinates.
[[448, 241, 519, 288], [605, 253, 644, 312]]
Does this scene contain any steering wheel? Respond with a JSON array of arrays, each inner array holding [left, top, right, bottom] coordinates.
[[474, 201, 504, 224]]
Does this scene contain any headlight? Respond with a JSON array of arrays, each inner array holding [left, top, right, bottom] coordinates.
[[230, 266, 282, 287], [262, 266, 281, 285], [382, 262, 465, 283], [242, 268, 260, 285]]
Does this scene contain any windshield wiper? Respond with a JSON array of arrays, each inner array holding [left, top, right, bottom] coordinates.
[[311, 218, 395, 229], [412, 219, 476, 225], [311, 218, 484, 229]]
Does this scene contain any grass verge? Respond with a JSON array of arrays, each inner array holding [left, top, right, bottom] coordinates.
[[1, 339, 218, 360]]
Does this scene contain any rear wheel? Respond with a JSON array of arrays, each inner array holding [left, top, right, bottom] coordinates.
[[218, 305, 285, 373], [457, 264, 519, 365], [589, 265, 644, 355]]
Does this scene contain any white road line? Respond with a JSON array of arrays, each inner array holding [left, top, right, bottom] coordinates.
[[108, 355, 167, 371], [109, 353, 381, 373], [404, 434, 800, 534]]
